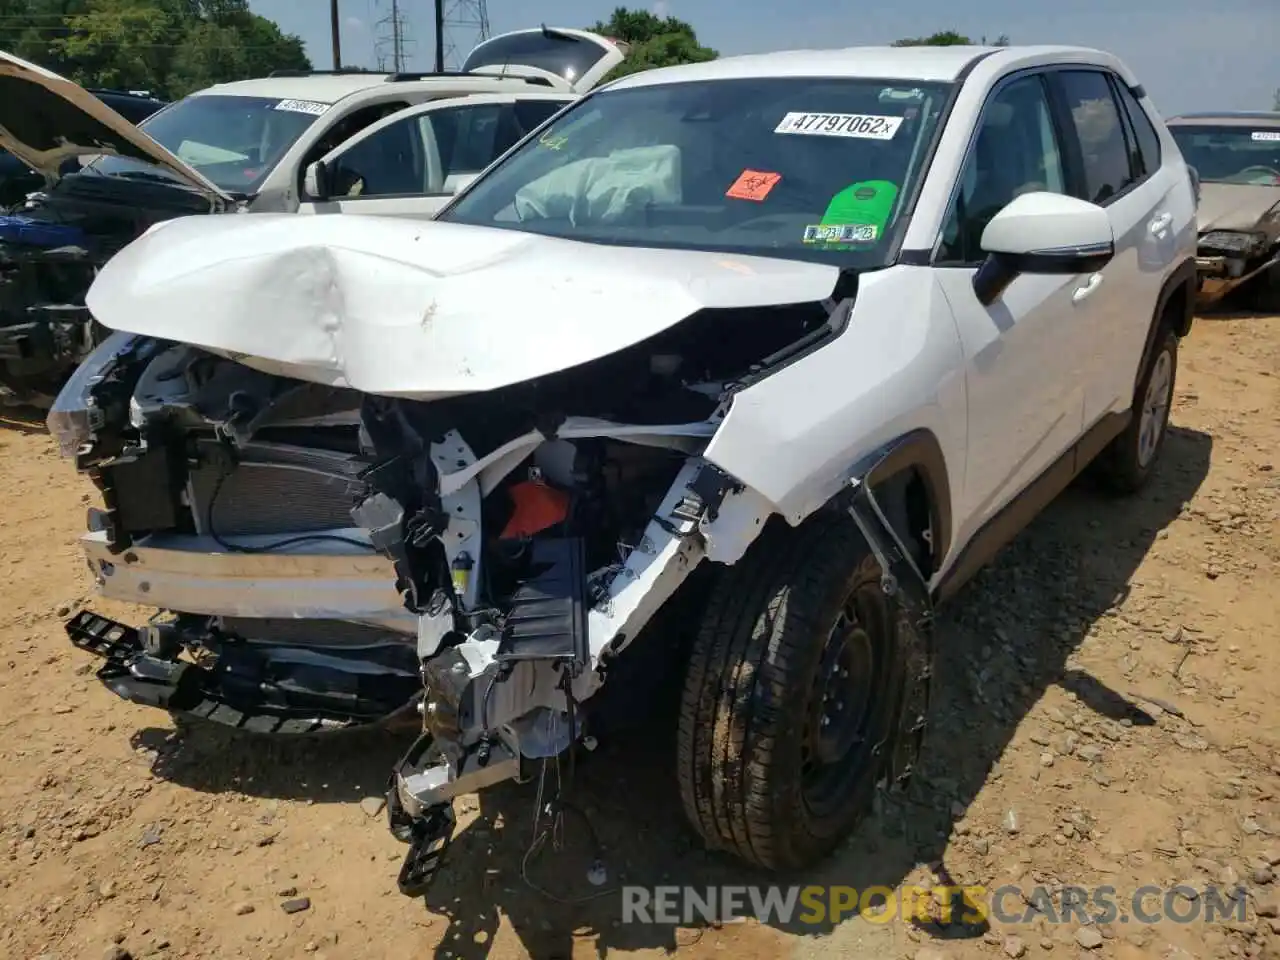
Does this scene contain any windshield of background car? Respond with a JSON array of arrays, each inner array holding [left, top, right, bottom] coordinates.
[[85, 94, 328, 194], [439, 77, 952, 264], [1171, 125, 1280, 185]]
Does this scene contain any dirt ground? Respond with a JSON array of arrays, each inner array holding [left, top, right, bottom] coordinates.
[[1, 312, 1278, 960]]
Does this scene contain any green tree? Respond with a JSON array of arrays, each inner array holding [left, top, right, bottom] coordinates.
[[893, 30, 1010, 46], [589, 6, 717, 78], [2, 0, 308, 99]]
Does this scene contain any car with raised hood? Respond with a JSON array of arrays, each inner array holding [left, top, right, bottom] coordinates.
[[0, 88, 166, 207], [0, 26, 624, 403], [50, 43, 1196, 893], [1168, 112, 1280, 309]]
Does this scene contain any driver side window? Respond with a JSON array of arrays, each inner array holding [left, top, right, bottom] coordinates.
[[937, 75, 1067, 265], [328, 113, 427, 198]]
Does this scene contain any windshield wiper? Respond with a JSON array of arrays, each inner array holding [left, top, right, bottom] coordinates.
[[109, 170, 183, 185]]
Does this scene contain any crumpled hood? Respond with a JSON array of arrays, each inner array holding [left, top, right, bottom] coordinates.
[[1196, 182, 1280, 233], [86, 213, 841, 399]]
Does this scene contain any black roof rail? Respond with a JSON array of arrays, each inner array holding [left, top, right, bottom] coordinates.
[[1171, 110, 1280, 120], [84, 86, 162, 100], [385, 71, 553, 87], [384, 70, 482, 81], [267, 68, 390, 78]]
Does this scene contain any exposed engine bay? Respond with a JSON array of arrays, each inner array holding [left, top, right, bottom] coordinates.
[[53, 290, 866, 891]]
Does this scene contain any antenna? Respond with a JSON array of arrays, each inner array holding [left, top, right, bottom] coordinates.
[[374, 0, 414, 72], [441, 0, 491, 70]]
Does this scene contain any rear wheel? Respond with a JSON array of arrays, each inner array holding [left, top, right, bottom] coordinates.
[[676, 513, 925, 870], [1093, 326, 1178, 494]]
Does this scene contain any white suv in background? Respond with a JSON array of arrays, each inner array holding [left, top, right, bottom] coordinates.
[[0, 26, 625, 216]]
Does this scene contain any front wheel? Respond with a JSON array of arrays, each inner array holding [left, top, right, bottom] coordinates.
[[676, 514, 925, 870]]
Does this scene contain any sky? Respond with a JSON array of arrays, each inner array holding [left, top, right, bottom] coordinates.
[[247, 0, 1278, 116]]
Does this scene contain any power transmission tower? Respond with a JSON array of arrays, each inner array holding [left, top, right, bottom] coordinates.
[[441, 0, 490, 70], [374, 0, 414, 72]]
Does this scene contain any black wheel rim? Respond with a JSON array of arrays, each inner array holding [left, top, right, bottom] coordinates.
[[799, 582, 893, 819]]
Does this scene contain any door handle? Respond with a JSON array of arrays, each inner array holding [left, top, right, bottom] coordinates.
[[1072, 272, 1103, 304], [1148, 212, 1172, 235]]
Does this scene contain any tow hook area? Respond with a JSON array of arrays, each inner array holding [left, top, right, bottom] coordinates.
[[387, 730, 527, 896], [385, 765, 458, 897], [845, 477, 934, 792]]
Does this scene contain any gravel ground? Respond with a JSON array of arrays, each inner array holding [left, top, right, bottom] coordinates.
[[1, 312, 1277, 960]]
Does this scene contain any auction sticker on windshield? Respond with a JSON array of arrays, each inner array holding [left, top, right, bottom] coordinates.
[[803, 224, 877, 244], [775, 112, 903, 139], [1252, 131, 1280, 142], [274, 99, 330, 116]]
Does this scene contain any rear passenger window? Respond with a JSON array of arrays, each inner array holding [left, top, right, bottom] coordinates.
[[1113, 82, 1162, 176], [1056, 71, 1134, 204]]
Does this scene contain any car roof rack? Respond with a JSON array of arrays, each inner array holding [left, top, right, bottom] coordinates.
[[1172, 110, 1280, 121], [383, 71, 552, 86], [261, 67, 555, 87], [267, 68, 391, 78], [85, 86, 161, 100]]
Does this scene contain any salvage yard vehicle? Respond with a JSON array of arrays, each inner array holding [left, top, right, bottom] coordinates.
[[0, 26, 619, 403], [51, 43, 1197, 891], [1168, 112, 1280, 309], [0, 87, 166, 207]]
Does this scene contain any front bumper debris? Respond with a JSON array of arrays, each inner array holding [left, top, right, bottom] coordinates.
[[65, 609, 419, 733], [386, 768, 457, 897]]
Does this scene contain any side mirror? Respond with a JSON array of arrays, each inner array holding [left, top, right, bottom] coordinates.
[[973, 192, 1115, 306], [1187, 165, 1202, 206], [304, 159, 330, 201]]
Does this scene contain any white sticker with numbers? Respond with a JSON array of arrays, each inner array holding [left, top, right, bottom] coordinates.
[[1251, 131, 1280, 142], [774, 112, 904, 140], [274, 98, 330, 116]]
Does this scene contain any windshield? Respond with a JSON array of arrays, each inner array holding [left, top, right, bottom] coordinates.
[[86, 94, 328, 194], [1171, 125, 1280, 185], [440, 77, 951, 265]]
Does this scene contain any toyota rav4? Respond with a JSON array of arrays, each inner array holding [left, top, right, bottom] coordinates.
[[50, 43, 1197, 891]]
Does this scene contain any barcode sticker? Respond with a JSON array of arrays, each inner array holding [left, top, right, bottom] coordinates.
[[775, 112, 903, 140], [274, 99, 330, 116]]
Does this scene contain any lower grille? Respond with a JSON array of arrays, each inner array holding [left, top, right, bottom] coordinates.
[[220, 617, 414, 647], [189, 440, 370, 537]]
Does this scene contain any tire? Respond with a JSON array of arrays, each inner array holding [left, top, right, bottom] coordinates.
[[1093, 326, 1178, 494], [676, 512, 925, 871], [1254, 263, 1280, 314]]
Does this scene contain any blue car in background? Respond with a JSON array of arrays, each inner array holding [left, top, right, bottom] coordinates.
[[0, 84, 167, 403]]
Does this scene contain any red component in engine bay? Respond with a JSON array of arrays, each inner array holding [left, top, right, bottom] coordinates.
[[501, 480, 571, 539]]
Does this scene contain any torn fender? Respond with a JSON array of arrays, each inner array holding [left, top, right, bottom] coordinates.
[[85, 213, 841, 400]]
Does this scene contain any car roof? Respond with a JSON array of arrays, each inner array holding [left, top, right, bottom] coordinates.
[[189, 72, 549, 105], [605, 44, 1119, 90], [1167, 112, 1280, 127]]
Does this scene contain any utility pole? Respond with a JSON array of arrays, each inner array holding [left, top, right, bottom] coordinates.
[[434, 0, 444, 73], [375, 0, 413, 72], [329, 0, 342, 69], [441, 0, 490, 69]]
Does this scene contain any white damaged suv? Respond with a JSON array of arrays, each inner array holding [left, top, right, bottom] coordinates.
[[50, 43, 1197, 890]]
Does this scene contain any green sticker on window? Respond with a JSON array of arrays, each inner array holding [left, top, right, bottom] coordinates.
[[808, 179, 899, 248]]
